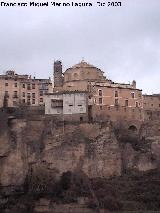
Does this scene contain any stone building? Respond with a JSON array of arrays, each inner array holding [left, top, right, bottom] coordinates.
[[0, 70, 52, 108], [143, 94, 160, 110], [45, 60, 143, 122], [143, 94, 160, 121], [90, 81, 143, 122]]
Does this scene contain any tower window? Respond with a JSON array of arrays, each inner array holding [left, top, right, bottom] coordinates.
[[115, 91, 118, 97]]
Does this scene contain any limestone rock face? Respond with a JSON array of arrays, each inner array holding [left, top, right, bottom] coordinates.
[[0, 116, 160, 190], [0, 150, 27, 186], [0, 131, 10, 157], [123, 121, 160, 173], [42, 123, 122, 178]]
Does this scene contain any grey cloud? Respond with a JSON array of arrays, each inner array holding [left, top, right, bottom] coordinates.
[[0, 0, 160, 93]]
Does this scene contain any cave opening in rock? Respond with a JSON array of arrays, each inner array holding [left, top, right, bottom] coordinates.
[[128, 125, 137, 132]]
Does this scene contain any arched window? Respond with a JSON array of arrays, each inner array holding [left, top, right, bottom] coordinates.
[[73, 73, 78, 79]]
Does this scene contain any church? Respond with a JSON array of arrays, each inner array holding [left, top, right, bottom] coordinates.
[[44, 60, 143, 122]]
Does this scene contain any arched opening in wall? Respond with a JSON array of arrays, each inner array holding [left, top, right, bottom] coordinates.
[[80, 116, 83, 122], [8, 117, 16, 128], [128, 125, 137, 133]]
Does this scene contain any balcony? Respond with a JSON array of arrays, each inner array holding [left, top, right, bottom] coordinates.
[[51, 99, 63, 108]]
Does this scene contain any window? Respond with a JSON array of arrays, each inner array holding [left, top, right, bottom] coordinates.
[[57, 109, 61, 113], [78, 104, 82, 107], [27, 99, 31, 105], [13, 91, 18, 98], [32, 93, 35, 98], [5, 91, 8, 96], [99, 89, 102, 96], [69, 104, 73, 106], [27, 93, 31, 98], [40, 98, 43, 102], [32, 84, 35, 89], [23, 92, 25, 97], [14, 83, 17, 87], [100, 106, 103, 110], [125, 100, 128, 107], [27, 84, 31, 90], [40, 90, 43, 96], [13, 101, 17, 106], [115, 98, 119, 106], [5, 83, 8, 86], [22, 99, 25, 103], [99, 98, 102, 104], [136, 102, 138, 107], [131, 92, 135, 98], [32, 99, 35, 104], [115, 91, 118, 97], [22, 84, 25, 88]]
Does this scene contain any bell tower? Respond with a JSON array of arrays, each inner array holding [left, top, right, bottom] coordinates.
[[53, 60, 63, 87]]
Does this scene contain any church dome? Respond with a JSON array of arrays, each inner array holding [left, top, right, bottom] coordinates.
[[64, 60, 106, 82]]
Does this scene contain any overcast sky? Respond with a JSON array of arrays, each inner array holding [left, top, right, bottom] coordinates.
[[0, 0, 160, 94]]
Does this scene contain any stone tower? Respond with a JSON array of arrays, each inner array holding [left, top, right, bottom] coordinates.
[[53, 60, 63, 87]]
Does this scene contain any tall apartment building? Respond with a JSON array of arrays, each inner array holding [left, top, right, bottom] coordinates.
[[0, 70, 52, 108]]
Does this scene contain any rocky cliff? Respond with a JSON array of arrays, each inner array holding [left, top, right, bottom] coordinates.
[[0, 112, 160, 212]]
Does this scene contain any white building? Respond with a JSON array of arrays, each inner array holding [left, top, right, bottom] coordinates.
[[44, 91, 88, 121]]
